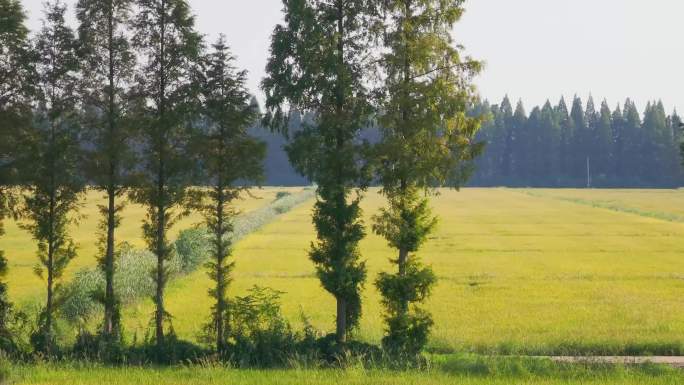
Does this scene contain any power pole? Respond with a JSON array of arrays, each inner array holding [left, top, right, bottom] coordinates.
[[586, 156, 592, 188]]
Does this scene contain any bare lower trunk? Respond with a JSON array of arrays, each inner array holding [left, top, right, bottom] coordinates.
[[103, 0, 118, 339], [156, 0, 168, 359], [45, 253, 53, 356], [398, 247, 409, 314], [215, 187, 226, 353], [155, 204, 165, 353], [103, 187, 116, 336], [45, 153, 56, 357], [336, 297, 347, 344]]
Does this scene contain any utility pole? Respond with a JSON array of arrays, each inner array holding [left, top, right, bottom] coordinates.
[[586, 156, 592, 188]]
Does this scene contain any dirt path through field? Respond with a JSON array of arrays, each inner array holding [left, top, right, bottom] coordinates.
[[543, 356, 684, 368]]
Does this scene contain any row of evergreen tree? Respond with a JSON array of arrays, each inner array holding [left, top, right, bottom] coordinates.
[[0, 0, 482, 364], [472, 96, 683, 187], [0, 0, 268, 360]]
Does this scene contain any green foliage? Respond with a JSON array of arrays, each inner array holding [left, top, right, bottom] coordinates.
[[373, 194, 437, 254], [275, 191, 291, 201], [0, 0, 31, 300], [128, 0, 202, 353], [75, 0, 137, 342], [376, 257, 436, 358], [15, 0, 85, 357], [173, 228, 209, 274], [263, 0, 376, 344], [374, 196, 438, 358], [192, 35, 265, 354], [371, 0, 482, 359], [225, 286, 298, 367], [0, 1, 31, 351], [0, 0, 34, 129]]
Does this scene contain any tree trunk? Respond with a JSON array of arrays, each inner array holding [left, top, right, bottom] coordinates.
[[155, 199, 166, 353], [336, 297, 347, 344], [104, 185, 116, 336], [45, 123, 57, 357], [155, 0, 168, 358], [45, 246, 53, 356], [333, 0, 347, 346], [103, 0, 117, 338], [215, 185, 225, 353], [397, 247, 409, 314]]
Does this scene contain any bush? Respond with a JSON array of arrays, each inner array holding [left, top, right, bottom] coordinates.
[[275, 191, 291, 200], [173, 228, 210, 274], [227, 286, 298, 367], [126, 335, 209, 365]]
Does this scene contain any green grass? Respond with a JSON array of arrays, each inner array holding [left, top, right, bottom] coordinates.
[[522, 189, 684, 223], [7, 356, 684, 385]]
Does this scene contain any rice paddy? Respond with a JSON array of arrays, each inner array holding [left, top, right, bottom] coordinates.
[[118, 188, 684, 355]]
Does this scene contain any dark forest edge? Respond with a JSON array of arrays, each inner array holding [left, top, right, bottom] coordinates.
[[259, 97, 683, 188]]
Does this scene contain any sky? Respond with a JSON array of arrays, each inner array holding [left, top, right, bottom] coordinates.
[[20, 0, 684, 114]]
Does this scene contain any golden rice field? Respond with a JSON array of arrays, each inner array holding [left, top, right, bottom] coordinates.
[[0, 187, 305, 305], [124, 188, 684, 354], [3, 188, 684, 355]]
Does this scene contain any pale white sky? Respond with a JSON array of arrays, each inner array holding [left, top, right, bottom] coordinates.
[[21, 0, 683, 114]]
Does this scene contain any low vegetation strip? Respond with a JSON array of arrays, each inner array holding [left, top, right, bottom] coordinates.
[[521, 190, 684, 223], [5, 355, 684, 385], [61, 189, 315, 325], [545, 356, 684, 368]]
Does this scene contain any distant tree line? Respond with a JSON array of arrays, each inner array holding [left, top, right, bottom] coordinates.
[[255, 98, 684, 188], [0, 0, 481, 365], [471, 96, 683, 188]]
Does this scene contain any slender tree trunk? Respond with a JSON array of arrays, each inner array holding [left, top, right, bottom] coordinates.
[[103, 0, 117, 338], [45, 121, 57, 357], [397, 0, 412, 316], [155, 0, 168, 357], [154, 174, 166, 353], [104, 184, 116, 336], [333, 0, 347, 346], [336, 298, 347, 343], [45, 237, 54, 356], [215, 184, 225, 353]]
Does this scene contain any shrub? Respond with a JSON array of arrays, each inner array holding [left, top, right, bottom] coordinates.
[[227, 286, 298, 367], [275, 191, 291, 200], [173, 228, 210, 274]]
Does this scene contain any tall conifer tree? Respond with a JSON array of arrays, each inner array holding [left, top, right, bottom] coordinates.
[[130, 0, 202, 355], [611, 104, 625, 178], [570, 96, 586, 180], [556, 97, 573, 179], [195, 36, 265, 354], [76, 0, 136, 341], [372, 0, 482, 357], [499, 96, 514, 178], [263, 0, 375, 344], [18, 0, 85, 355], [540, 101, 560, 182], [595, 100, 613, 178], [0, 0, 33, 351]]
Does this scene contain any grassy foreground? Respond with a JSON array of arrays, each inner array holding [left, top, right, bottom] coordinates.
[[7, 356, 684, 385]]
